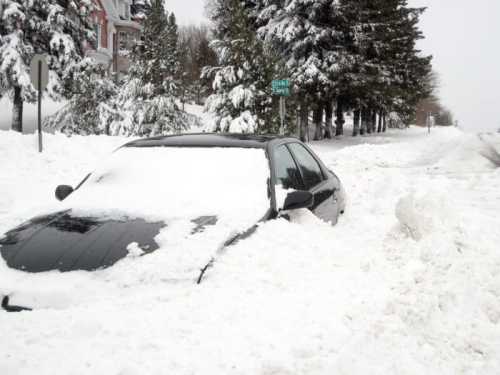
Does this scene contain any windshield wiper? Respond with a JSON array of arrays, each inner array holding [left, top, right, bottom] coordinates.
[[196, 224, 258, 284]]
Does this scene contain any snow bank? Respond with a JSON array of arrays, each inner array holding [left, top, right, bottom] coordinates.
[[1, 127, 500, 374], [395, 190, 457, 241]]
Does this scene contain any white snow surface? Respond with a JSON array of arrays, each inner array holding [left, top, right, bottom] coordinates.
[[1, 127, 500, 374], [60, 146, 270, 224]]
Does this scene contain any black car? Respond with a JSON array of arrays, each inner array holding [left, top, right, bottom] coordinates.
[[0, 134, 345, 298]]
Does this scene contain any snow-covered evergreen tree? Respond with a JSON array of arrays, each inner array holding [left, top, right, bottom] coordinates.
[[0, 0, 94, 132], [340, 0, 432, 131], [253, 0, 347, 139], [111, 0, 187, 136], [253, 0, 432, 138], [203, 0, 278, 134]]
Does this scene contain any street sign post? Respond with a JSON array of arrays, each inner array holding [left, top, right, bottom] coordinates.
[[30, 54, 48, 153], [272, 80, 290, 135], [272, 80, 290, 97]]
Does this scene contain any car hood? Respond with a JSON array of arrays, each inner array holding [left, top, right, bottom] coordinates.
[[0, 211, 166, 273], [0, 210, 236, 311]]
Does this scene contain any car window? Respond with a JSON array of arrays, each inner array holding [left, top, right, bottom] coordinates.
[[273, 145, 302, 190], [288, 143, 324, 190]]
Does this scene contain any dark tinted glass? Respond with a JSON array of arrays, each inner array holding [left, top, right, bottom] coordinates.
[[273, 145, 302, 190], [288, 143, 324, 189], [0, 212, 165, 273]]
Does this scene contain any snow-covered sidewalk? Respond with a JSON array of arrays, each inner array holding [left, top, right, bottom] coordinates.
[[1, 127, 499, 374]]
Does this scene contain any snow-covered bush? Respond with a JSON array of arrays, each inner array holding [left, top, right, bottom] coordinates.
[[108, 77, 188, 136], [44, 58, 117, 135]]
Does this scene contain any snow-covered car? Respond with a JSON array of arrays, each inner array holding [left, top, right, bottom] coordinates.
[[0, 134, 345, 311]]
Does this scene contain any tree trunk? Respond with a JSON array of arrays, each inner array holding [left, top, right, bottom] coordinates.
[[335, 97, 345, 137], [377, 110, 383, 133], [382, 112, 387, 132], [299, 105, 309, 142], [12, 86, 23, 133], [360, 107, 369, 135], [324, 101, 334, 139], [313, 105, 323, 141], [365, 108, 372, 134], [296, 109, 301, 138], [352, 108, 360, 137], [371, 110, 377, 133]]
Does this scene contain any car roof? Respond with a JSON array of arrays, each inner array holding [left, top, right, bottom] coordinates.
[[123, 133, 298, 149]]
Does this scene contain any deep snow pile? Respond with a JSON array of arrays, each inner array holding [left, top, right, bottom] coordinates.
[[1, 127, 500, 375]]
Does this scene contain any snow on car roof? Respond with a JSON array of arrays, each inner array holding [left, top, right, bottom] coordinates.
[[61, 146, 271, 226]]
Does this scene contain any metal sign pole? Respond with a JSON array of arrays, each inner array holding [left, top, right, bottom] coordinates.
[[31, 54, 47, 152], [37, 60, 43, 153], [279, 97, 284, 135], [272, 79, 290, 136]]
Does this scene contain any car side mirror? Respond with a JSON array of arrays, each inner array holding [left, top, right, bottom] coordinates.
[[282, 191, 314, 211], [55, 185, 74, 201]]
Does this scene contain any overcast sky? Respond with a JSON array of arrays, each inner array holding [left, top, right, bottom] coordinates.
[[166, 0, 500, 131], [409, 0, 500, 131], [166, 0, 206, 25]]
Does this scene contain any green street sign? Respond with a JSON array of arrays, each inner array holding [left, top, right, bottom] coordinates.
[[272, 80, 291, 96]]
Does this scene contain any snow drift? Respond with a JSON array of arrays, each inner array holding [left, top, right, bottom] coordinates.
[[1, 127, 500, 375]]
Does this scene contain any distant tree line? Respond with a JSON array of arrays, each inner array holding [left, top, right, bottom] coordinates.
[[1, 0, 450, 139], [414, 71, 454, 126]]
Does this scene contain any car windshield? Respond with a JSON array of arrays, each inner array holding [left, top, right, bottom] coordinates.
[[62, 146, 270, 227]]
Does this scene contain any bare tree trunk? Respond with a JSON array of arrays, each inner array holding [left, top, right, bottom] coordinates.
[[296, 109, 301, 138], [365, 108, 372, 134], [313, 105, 323, 140], [361, 107, 369, 135], [299, 105, 309, 142], [335, 97, 345, 136], [324, 101, 334, 139], [352, 108, 360, 137], [382, 112, 387, 132], [377, 109, 383, 133], [12, 86, 23, 133], [371, 110, 377, 133]]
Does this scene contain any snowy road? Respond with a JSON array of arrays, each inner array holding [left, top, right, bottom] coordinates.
[[1, 127, 499, 374]]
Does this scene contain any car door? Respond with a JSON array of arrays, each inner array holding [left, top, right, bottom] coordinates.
[[287, 142, 339, 224], [272, 144, 304, 210]]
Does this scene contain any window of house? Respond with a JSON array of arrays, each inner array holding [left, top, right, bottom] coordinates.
[[96, 24, 102, 48], [119, 31, 128, 51]]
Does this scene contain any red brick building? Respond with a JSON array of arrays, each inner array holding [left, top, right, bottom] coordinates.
[[86, 0, 142, 77]]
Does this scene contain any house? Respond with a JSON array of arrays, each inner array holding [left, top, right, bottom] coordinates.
[[86, 0, 143, 77]]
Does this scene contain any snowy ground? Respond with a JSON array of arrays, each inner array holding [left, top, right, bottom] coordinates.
[[1, 127, 500, 374]]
